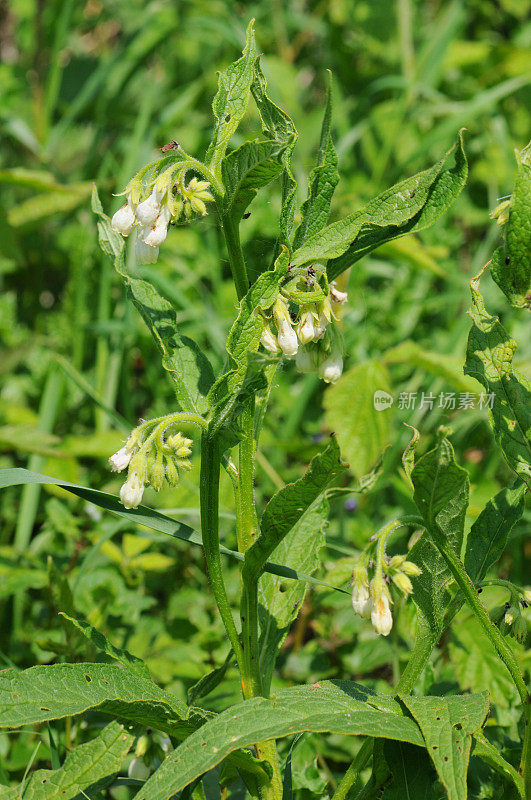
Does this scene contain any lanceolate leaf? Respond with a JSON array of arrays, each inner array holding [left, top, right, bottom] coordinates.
[[290, 132, 467, 279], [465, 273, 531, 489], [221, 139, 285, 225], [92, 187, 214, 415], [0, 721, 134, 800], [409, 437, 469, 635], [0, 663, 203, 737], [0, 468, 349, 596], [246, 436, 346, 578], [133, 681, 424, 800], [382, 741, 438, 799], [251, 60, 298, 246], [464, 482, 526, 583], [58, 613, 151, 680], [205, 21, 258, 183], [293, 73, 339, 248], [490, 141, 531, 308], [399, 693, 489, 800]]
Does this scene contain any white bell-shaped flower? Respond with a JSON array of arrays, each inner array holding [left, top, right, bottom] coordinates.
[[319, 352, 343, 383], [296, 347, 313, 373], [135, 237, 159, 264], [111, 195, 136, 235], [136, 187, 166, 226], [260, 324, 280, 353], [371, 593, 393, 636], [142, 206, 171, 247], [352, 583, 372, 619], [109, 446, 133, 472], [297, 311, 318, 344], [120, 471, 144, 509], [277, 319, 298, 356]]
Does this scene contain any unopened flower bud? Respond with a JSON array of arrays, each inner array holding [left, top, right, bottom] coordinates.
[[109, 446, 134, 473], [319, 352, 343, 383], [489, 199, 510, 227], [260, 324, 280, 353], [489, 605, 506, 627], [128, 757, 150, 781], [120, 471, 144, 509], [388, 554, 406, 570], [392, 572, 413, 598], [135, 735, 150, 758], [512, 615, 527, 644], [273, 298, 298, 356], [401, 560, 422, 577], [149, 457, 165, 492], [165, 458, 179, 487]]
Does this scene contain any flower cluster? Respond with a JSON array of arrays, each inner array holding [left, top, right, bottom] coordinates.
[[128, 731, 171, 780], [351, 553, 421, 636], [260, 264, 348, 384], [490, 597, 528, 644], [109, 417, 193, 508], [111, 151, 214, 264]]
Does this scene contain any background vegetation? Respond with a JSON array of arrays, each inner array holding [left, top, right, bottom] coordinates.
[[0, 0, 529, 795]]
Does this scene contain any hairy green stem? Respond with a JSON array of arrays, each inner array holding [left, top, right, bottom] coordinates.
[[221, 211, 250, 301], [430, 531, 530, 793], [199, 433, 244, 677]]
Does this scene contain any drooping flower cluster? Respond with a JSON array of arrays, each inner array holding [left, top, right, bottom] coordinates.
[[109, 416, 193, 509], [351, 551, 421, 636], [111, 150, 214, 264], [489, 596, 528, 644], [259, 263, 348, 384]]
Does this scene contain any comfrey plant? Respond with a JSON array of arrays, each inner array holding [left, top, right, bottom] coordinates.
[[1, 24, 529, 800]]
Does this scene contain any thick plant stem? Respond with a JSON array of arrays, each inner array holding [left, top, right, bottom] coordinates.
[[199, 433, 244, 677], [330, 739, 373, 800], [221, 211, 249, 301], [431, 530, 530, 795]]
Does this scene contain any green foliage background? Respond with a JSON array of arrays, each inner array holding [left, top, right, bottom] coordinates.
[[0, 0, 529, 795]]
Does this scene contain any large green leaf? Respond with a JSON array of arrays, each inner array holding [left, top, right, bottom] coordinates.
[[384, 340, 481, 394], [464, 482, 525, 583], [464, 274, 531, 489], [324, 360, 392, 480], [251, 60, 298, 246], [409, 437, 469, 635], [382, 741, 439, 800], [399, 693, 489, 800], [92, 187, 214, 415], [246, 436, 346, 579], [290, 132, 467, 279], [490, 141, 531, 308], [59, 613, 151, 681], [0, 663, 202, 737], [205, 21, 258, 183], [0, 468, 349, 596], [133, 681, 424, 800], [221, 139, 285, 226], [293, 74, 339, 248], [0, 721, 134, 800]]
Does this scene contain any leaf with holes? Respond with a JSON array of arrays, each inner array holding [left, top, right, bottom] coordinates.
[[399, 693, 489, 800], [490, 141, 531, 308], [132, 681, 425, 800], [464, 274, 531, 490], [408, 437, 469, 636], [0, 722, 133, 800]]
